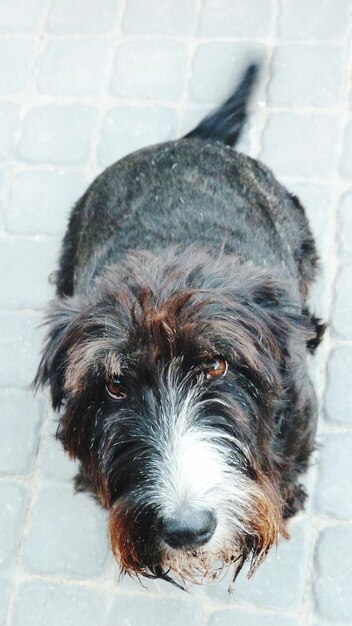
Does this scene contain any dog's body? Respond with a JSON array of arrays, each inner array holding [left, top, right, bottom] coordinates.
[[58, 140, 314, 300], [36, 66, 324, 588]]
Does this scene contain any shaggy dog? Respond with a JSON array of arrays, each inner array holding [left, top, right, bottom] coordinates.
[[35, 65, 324, 589]]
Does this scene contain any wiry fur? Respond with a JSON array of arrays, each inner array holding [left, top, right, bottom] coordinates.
[[34, 65, 325, 589]]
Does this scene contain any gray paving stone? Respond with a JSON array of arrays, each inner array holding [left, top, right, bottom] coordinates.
[[13, 580, 111, 626], [0, 576, 11, 625], [37, 38, 113, 97], [0, 170, 4, 222], [18, 105, 97, 165], [314, 525, 352, 622], [269, 45, 346, 108], [307, 346, 325, 402], [0, 390, 43, 476], [40, 417, 79, 483], [179, 104, 215, 136], [285, 181, 334, 265], [22, 482, 110, 578], [314, 433, 352, 518], [0, 103, 20, 161], [6, 169, 85, 236], [111, 40, 188, 100], [261, 113, 339, 178], [0, 2, 350, 623], [123, 0, 197, 35], [0, 39, 35, 93], [0, 169, 5, 195], [277, 0, 350, 41], [199, 0, 272, 38], [0, 311, 43, 388], [111, 561, 152, 591], [311, 620, 350, 626], [325, 346, 352, 426], [48, 0, 120, 33], [340, 120, 352, 180], [0, 238, 58, 309], [207, 608, 302, 626], [206, 517, 310, 611], [307, 267, 330, 321], [0, 0, 44, 33], [332, 265, 352, 339], [337, 190, 352, 264], [0, 482, 27, 575], [190, 42, 266, 103], [107, 592, 205, 626], [282, 181, 333, 317], [97, 106, 176, 166]]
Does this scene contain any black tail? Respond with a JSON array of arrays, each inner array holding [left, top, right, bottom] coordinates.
[[184, 63, 260, 147]]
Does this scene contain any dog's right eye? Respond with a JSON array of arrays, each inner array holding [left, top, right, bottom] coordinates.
[[106, 377, 127, 400], [205, 357, 228, 380]]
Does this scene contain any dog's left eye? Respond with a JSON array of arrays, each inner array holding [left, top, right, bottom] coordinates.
[[106, 377, 127, 400], [205, 358, 228, 380]]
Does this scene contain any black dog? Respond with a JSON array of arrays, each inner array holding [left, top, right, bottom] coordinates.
[[35, 65, 324, 589]]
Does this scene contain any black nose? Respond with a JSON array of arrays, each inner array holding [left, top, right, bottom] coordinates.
[[158, 508, 217, 549]]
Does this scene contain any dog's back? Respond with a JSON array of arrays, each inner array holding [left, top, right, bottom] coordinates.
[[56, 65, 317, 302]]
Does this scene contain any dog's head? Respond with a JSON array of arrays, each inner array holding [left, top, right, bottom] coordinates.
[[35, 247, 316, 587]]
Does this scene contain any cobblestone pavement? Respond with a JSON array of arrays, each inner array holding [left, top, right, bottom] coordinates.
[[0, 1, 352, 625]]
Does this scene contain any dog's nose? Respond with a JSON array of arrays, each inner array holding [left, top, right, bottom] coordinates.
[[158, 508, 217, 549]]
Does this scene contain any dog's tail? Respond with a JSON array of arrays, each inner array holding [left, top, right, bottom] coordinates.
[[184, 63, 260, 148]]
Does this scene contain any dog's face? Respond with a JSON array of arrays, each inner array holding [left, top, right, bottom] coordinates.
[[36, 249, 314, 587]]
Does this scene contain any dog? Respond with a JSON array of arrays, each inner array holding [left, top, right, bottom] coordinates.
[[34, 64, 325, 590]]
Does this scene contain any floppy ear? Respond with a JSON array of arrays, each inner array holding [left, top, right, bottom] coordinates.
[[248, 278, 324, 350], [33, 297, 82, 410]]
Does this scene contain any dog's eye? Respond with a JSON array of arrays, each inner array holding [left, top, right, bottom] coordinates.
[[106, 377, 127, 400], [205, 358, 228, 380]]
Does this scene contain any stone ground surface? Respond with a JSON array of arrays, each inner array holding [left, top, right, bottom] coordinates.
[[0, 0, 352, 624]]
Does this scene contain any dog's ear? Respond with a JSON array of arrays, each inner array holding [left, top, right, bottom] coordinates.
[[33, 297, 83, 410], [249, 279, 322, 350]]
